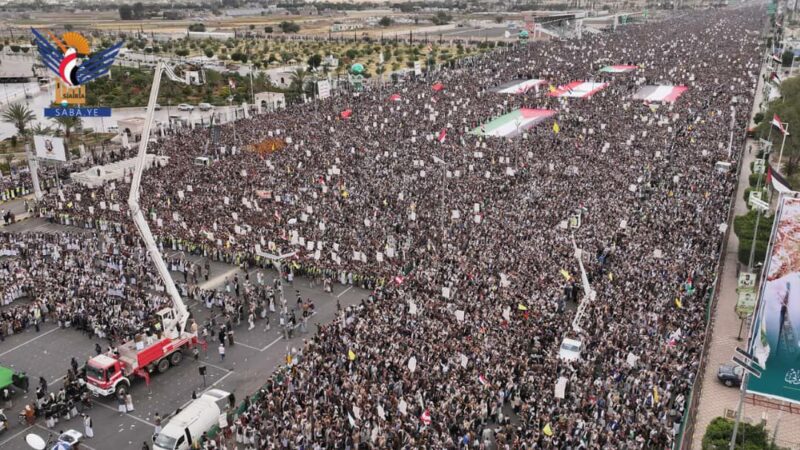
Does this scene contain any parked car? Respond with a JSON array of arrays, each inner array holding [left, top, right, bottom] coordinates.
[[198, 103, 213, 111], [144, 104, 162, 111], [177, 104, 194, 111], [717, 363, 743, 387]]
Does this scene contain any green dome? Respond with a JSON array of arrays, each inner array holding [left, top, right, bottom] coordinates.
[[351, 63, 365, 74], [518, 30, 529, 39]]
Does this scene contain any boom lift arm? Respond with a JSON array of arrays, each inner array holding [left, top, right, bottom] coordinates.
[[128, 63, 197, 337]]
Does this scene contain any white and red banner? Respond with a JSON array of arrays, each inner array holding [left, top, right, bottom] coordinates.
[[548, 81, 608, 98], [633, 85, 688, 103]]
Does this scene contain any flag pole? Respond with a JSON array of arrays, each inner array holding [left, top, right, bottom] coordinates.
[[778, 122, 789, 169]]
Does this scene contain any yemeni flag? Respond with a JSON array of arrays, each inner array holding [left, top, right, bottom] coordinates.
[[772, 114, 789, 135], [548, 81, 608, 98], [773, 53, 783, 64], [599, 65, 637, 73], [770, 71, 783, 85], [389, 93, 401, 102], [432, 82, 445, 92], [478, 374, 490, 387], [340, 109, 352, 119], [438, 129, 447, 143], [471, 108, 555, 138], [496, 79, 547, 94], [633, 85, 688, 103]]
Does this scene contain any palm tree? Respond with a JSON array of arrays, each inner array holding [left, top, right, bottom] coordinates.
[[1, 103, 36, 137], [51, 116, 82, 141], [30, 122, 56, 136], [289, 68, 309, 96]]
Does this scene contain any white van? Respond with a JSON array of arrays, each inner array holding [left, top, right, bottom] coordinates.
[[153, 389, 230, 450]]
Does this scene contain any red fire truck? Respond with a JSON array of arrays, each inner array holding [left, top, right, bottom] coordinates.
[[85, 308, 206, 397]]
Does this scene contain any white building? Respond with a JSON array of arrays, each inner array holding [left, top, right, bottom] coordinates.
[[254, 92, 286, 112]]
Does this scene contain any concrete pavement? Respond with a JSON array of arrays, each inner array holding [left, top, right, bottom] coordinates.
[[0, 220, 369, 449]]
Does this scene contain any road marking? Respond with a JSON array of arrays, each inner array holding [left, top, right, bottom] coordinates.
[[201, 360, 233, 374], [48, 375, 66, 387], [178, 371, 237, 411], [198, 266, 240, 290], [336, 286, 353, 298], [0, 328, 60, 357], [33, 424, 98, 450], [259, 336, 283, 352], [233, 341, 261, 352], [0, 425, 32, 447], [93, 401, 155, 427]]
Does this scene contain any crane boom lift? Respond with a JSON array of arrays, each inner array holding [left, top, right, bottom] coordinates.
[[128, 62, 192, 337]]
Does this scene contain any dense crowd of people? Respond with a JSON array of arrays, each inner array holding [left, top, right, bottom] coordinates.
[[1, 5, 766, 448]]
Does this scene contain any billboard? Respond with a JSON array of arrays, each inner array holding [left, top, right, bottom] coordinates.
[[33, 135, 67, 162], [748, 195, 800, 404]]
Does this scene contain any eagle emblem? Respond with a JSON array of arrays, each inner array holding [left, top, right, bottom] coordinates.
[[32, 28, 124, 86]]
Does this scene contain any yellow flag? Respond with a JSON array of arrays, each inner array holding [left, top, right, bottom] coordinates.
[[559, 269, 571, 280], [543, 423, 553, 436], [548, 84, 556, 93], [675, 298, 682, 309], [348, 349, 357, 361], [653, 386, 660, 404], [608, 272, 614, 281], [286, 354, 292, 365], [518, 304, 528, 311], [552, 122, 560, 134]]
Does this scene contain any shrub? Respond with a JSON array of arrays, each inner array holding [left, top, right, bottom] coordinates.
[[701, 416, 781, 450]]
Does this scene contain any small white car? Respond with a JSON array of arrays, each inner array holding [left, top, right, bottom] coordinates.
[[198, 103, 213, 111], [177, 103, 194, 111], [558, 337, 582, 362]]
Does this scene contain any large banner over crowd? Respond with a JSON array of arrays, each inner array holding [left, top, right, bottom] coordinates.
[[749, 195, 800, 404]]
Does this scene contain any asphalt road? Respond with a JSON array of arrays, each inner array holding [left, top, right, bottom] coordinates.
[[0, 219, 368, 449]]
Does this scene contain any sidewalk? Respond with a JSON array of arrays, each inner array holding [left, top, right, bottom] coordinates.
[[690, 59, 800, 449]]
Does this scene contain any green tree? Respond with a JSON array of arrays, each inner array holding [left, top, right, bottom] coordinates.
[[782, 49, 794, 67], [494, 16, 504, 23], [279, 21, 301, 34], [188, 23, 206, 32], [307, 54, 322, 70], [379, 16, 393, 27], [51, 116, 82, 140], [119, 4, 133, 20], [204, 48, 214, 58], [431, 11, 452, 26], [1, 103, 36, 137], [289, 68, 309, 95], [701, 417, 782, 450], [265, 26, 273, 34], [132, 2, 145, 20], [175, 48, 190, 57]]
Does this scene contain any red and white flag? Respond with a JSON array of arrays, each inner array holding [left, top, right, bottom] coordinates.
[[420, 409, 431, 426], [478, 374, 490, 387], [438, 129, 447, 144], [772, 114, 789, 135]]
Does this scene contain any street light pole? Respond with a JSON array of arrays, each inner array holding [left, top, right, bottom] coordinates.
[[777, 122, 790, 169]]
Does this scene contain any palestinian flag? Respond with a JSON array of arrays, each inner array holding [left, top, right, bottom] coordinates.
[[633, 85, 688, 103], [599, 65, 637, 73], [438, 129, 447, 143], [470, 108, 555, 138], [548, 81, 608, 98], [494, 79, 547, 95]]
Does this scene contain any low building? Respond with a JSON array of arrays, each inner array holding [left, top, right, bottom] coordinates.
[[330, 23, 363, 32], [254, 91, 286, 112]]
